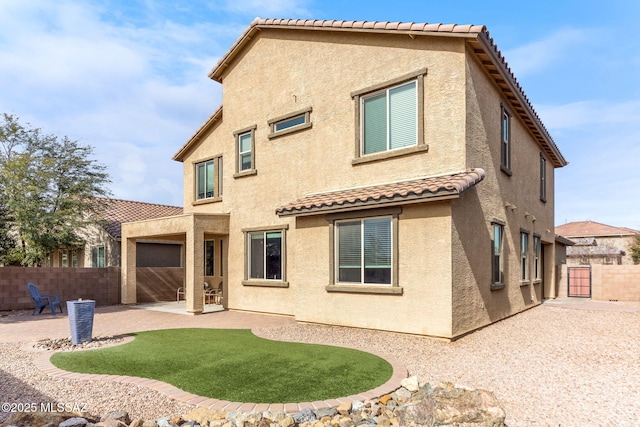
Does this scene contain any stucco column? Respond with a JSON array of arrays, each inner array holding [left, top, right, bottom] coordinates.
[[121, 237, 137, 305], [185, 221, 204, 314]]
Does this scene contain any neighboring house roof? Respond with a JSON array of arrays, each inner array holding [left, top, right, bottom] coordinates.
[[175, 18, 567, 168], [100, 199, 183, 239], [277, 169, 485, 216], [567, 245, 624, 257], [571, 237, 598, 246], [555, 221, 639, 238]]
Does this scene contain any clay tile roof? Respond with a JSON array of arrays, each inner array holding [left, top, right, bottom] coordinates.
[[99, 198, 183, 238], [555, 221, 639, 238], [276, 169, 485, 217]]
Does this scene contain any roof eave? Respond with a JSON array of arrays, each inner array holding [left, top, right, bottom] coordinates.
[[471, 34, 568, 168], [172, 106, 223, 162]]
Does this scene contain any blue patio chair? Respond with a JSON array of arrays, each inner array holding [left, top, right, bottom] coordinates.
[[27, 282, 63, 315]]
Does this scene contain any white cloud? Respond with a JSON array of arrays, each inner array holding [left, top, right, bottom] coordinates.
[[0, 0, 237, 207], [504, 29, 586, 77], [217, 0, 312, 17]]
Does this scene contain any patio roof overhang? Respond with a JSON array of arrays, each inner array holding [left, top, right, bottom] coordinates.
[[121, 213, 230, 240]]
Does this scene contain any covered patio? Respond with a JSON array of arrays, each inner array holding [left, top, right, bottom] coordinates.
[[121, 213, 229, 314]]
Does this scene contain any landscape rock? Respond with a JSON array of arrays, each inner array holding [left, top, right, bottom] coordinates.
[[400, 375, 419, 392], [58, 417, 89, 427], [292, 408, 316, 424]]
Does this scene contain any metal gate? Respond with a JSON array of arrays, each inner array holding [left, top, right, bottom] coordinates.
[[568, 267, 591, 297]]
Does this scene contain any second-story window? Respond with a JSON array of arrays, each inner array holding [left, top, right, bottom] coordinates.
[[362, 80, 417, 155], [501, 105, 512, 174], [540, 154, 547, 202], [195, 156, 222, 201], [268, 107, 312, 139], [234, 125, 256, 177]]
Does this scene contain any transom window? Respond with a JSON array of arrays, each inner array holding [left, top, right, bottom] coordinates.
[[362, 80, 417, 155], [195, 156, 222, 201], [268, 107, 312, 139], [274, 114, 305, 132], [336, 217, 392, 285], [248, 230, 283, 280]]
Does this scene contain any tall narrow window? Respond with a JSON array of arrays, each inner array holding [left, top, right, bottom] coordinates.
[[362, 81, 417, 155], [492, 223, 504, 287], [61, 251, 68, 268], [501, 106, 511, 174], [238, 132, 252, 171], [533, 236, 541, 281], [336, 217, 392, 285], [195, 156, 222, 200], [205, 240, 215, 276], [540, 154, 547, 202], [219, 239, 224, 277], [234, 125, 256, 176], [71, 250, 78, 268], [521, 232, 529, 282], [248, 231, 283, 280]]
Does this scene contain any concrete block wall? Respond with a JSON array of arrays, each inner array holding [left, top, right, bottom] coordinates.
[[0, 267, 120, 311], [557, 264, 640, 302], [0, 266, 185, 311]]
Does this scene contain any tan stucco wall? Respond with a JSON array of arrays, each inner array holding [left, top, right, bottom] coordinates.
[[171, 29, 560, 338], [449, 47, 559, 336], [289, 203, 453, 337]]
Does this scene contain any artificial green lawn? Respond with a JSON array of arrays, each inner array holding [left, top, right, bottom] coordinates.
[[50, 328, 392, 402]]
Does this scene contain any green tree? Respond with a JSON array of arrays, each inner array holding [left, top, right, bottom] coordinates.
[[0, 113, 111, 266], [630, 235, 640, 265]]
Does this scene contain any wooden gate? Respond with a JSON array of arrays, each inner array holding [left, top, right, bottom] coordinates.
[[568, 267, 591, 297]]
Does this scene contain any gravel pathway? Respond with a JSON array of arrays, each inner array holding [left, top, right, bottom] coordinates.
[[1, 303, 639, 426]]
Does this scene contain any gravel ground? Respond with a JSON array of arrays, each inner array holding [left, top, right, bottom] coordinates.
[[1, 304, 639, 426]]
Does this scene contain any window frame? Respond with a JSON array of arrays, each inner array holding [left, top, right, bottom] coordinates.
[[351, 69, 427, 165], [267, 107, 312, 140], [533, 235, 542, 281], [242, 225, 288, 288], [540, 153, 547, 202], [520, 230, 529, 284], [193, 155, 223, 204], [204, 239, 215, 276], [234, 125, 257, 178], [500, 104, 512, 176], [326, 207, 402, 295], [91, 246, 105, 268], [491, 221, 506, 290]]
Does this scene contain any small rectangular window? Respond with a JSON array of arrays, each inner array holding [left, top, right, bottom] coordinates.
[[205, 240, 215, 276], [268, 107, 312, 139], [234, 125, 256, 177], [274, 114, 306, 132]]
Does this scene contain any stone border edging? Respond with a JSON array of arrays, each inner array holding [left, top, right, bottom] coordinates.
[[33, 331, 407, 414]]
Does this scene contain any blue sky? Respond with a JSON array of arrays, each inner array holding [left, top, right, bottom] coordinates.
[[1, 0, 639, 229]]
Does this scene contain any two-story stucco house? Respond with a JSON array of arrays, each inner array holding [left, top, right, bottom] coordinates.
[[121, 19, 567, 340]]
